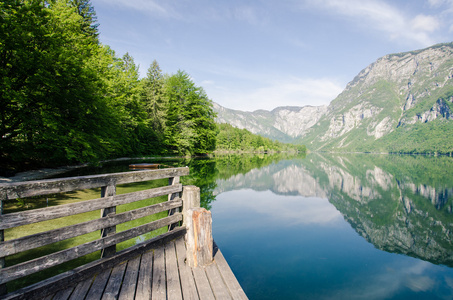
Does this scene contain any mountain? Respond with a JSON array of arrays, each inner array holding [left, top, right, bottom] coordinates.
[[213, 103, 327, 143], [213, 43, 453, 154]]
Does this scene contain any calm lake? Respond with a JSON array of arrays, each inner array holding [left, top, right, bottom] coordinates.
[[7, 153, 453, 299]]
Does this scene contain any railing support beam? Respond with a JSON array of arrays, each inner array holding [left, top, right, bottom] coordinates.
[[100, 182, 116, 258]]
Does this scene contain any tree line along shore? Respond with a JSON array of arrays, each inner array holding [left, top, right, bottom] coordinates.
[[0, 0, 304, 175]]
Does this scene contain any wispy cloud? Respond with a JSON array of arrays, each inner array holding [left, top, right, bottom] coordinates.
[[303, 0, 445, 47], [95, 0, 180, 19], [205, 76, 343, 111]]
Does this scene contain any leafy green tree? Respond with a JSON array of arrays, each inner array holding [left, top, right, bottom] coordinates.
[[163, 70, 217, 155], [0, 0, 115, 167], [215, 123, 306, 153]]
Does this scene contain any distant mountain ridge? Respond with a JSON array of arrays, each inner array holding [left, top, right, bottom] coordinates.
[[213, 42, 453, 154], [213, 102, 328, 143]]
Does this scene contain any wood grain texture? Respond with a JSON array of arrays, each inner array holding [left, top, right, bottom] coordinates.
[[2, 224, 186, 300], [205, 263, 231, 300], [192, 266, 215, 300], [100, 184, 117, 259], [0, 200, 182, 256], [0, 214, 182, 284], [0, 184, 182, 230], [175, 237, 199, 300], [117, 255, 140, 300], [101, 262, 127, 300], [152, 247, 166, 300], [68, 277, 94, 300], [135, 251, 153, 300], [165, 241, 182, 300], [185, 208, 213, 267], [84, 268, 111, 300], [0, 167, 189, 200], [52, 286, 74, 300]]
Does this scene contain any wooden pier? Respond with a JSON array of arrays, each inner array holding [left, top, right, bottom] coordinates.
[[0, 168, 247, 300]]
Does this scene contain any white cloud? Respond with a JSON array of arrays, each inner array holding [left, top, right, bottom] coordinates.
[[411, 14, 440, 32], [303, 0, 441, 46]]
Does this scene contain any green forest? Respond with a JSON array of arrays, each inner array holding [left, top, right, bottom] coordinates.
[[216, 123, 306, 153], [0, 0, 303, 174]]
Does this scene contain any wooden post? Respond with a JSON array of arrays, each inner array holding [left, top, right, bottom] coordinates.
[[100, 182, 116, 258], [182, 186, 213, 267], [181, 185, 200, 224], [185, 208, 213, 268], [168, 176, 180, 231]]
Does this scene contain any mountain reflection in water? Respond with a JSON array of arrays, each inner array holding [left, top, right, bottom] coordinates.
[[209, 153, 453, 267], [180, 153, 453, 299]]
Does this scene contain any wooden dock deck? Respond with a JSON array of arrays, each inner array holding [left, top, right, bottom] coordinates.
[[45, 236, 247, 300], [0, 167, 248, 300]]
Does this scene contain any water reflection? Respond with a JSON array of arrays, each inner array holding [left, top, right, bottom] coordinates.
[[206, 153, 453, 268]]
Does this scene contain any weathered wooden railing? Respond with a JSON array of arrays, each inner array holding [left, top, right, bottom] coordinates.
[[0, 167, 213, 300]]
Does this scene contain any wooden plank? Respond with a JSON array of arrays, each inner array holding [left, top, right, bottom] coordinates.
[[118, 255, 140, 300], [205, 263, 232, 300], [175, 237, 199, 300], [85, 268, 112, 300], [69, 277, 94, 300], [152, 246, 166, 300], [135, 251, 153, 300], [0, 214, 182, 284], [0, 167, 189, 200], [52, 286, 75, 300], [2, 227, 186, 300], [0, 200, 183, 256], [192, 267, 215, 300], [0, 184, 182, 230], [101, 262, 127, 300], [168, 176, 181, 231], [213, 245, 248, 300], [165, 241, 182, 300], [101, 184, 117, 258]]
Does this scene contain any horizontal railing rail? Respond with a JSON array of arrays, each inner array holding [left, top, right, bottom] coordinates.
[[0, 167, 190, 297]]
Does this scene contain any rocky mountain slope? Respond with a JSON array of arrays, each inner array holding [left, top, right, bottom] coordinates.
[[213, 43, 453, 153], [213, 103, 327, 143]]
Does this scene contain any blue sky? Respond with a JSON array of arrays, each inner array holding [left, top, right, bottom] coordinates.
[[91, 0, 453, 111]]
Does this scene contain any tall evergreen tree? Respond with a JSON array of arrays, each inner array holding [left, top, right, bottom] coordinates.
[[68, 0, 99, 40], [142, 60, 167, 139]]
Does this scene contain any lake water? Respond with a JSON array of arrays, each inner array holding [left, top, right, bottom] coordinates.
[[8, 153, 453, 299], [185, 153, 453, 300]]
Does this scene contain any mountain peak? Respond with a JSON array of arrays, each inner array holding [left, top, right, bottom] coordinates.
[[213, 43, 453, 154]]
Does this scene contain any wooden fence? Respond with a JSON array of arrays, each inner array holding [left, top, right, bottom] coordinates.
[[0, 167, 201, 299]]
